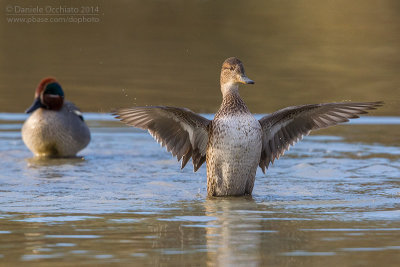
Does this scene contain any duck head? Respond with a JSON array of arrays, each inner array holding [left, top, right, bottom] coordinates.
[[220, 57, 254, 96], [26, 78, 65, 113]]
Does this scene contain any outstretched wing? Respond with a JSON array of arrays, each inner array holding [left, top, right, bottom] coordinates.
[[114, 106, 210, 171], [258, 101, 383, 173]]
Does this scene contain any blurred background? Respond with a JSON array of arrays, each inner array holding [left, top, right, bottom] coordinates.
[[1, 0, 399, 115]]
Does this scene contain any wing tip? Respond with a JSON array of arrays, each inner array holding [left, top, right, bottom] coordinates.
[[371, 101, 384, 109], [260, 164, 266, 174], [110, 107, 133, 120]]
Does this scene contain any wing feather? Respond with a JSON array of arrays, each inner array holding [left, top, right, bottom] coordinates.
[[114, 106, 210, 171], [258, 101, 383, 173]]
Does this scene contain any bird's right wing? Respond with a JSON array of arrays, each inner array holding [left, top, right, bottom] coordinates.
[[114, 106, 210, 171]]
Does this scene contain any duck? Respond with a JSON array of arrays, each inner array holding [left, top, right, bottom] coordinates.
[[22, 77, 91, 157], [114, 57, 382, 197]]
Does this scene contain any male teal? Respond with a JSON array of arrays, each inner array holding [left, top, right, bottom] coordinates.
[[22, 78, 90, 157]]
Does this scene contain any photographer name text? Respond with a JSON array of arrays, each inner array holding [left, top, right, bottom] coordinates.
[[6, 5, 100, 15]]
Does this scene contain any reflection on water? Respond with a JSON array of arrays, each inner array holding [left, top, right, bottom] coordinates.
[[0, 113, 399, 265], [25, 157, 87, 179], [205, 198, 263, 266], [1, 202, 399, 266]]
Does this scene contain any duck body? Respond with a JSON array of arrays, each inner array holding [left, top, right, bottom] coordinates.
[[22, 101, 90, 157], [22, 78, 90, 157], [207, 93, 262, 196], [114, 57, 382, 197]]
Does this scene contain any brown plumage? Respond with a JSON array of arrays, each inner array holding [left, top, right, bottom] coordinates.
[[114, 57, 382, 196], [258, 102, 383, 173]]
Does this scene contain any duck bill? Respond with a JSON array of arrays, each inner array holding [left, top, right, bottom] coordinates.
[[25, 97, 43, 113], [238, 75, 255, 84]]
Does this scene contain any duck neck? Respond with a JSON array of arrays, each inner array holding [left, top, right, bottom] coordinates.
[[218, 82, 249, 115], [221, 82, 240, 99]]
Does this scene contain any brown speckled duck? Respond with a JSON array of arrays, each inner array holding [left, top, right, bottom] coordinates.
[[22, 78, 91, 157], [114, 57, 382, 197]]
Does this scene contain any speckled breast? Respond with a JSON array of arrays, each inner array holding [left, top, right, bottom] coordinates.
[[206, 114, 262, 196]]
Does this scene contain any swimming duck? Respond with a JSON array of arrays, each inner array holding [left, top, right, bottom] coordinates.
[[114, 57, 382, 197], [22, 77, 91, 157]]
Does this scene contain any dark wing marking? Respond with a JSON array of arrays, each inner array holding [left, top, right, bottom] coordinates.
[[113, 106, 210, 172], [65, 101, 85, 121], [258, 101, 383, 173]]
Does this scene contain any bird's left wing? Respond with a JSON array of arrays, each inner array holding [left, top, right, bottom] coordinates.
[[258, 101, 383, 173]]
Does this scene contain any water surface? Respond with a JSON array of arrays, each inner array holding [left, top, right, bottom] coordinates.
[[0, 114, 399, 266]]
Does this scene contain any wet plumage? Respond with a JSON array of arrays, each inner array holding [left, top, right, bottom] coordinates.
[[114, 57, 382, 196]]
